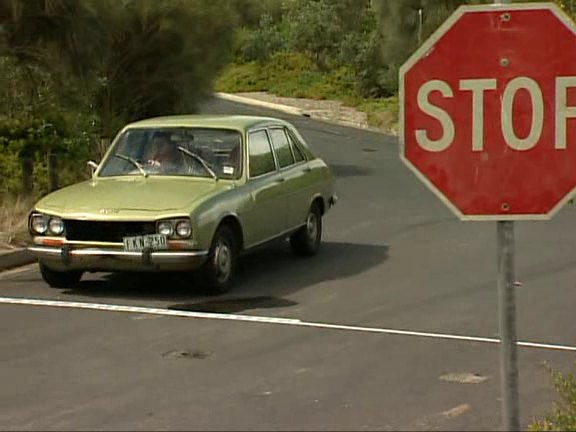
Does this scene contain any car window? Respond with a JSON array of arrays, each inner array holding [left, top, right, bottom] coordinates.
[[248, 130, 276, 177], [286, 130, 306, 162], [269, 128, 295, 168]]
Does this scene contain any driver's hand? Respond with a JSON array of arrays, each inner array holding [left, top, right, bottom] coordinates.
[[147, 159, 161, 167]]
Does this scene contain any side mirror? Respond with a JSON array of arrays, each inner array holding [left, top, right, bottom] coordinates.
[[87, 160, 99, 177]]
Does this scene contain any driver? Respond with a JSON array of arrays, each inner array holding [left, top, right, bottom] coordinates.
[[146, 132, 181, 170]]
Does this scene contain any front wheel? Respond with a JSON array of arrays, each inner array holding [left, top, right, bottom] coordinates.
[[290, 203, 322, 257], [39, 263, 83, 288], [201, 225, 238, 295]]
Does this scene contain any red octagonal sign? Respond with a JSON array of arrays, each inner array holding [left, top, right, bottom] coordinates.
[[400, 3, 576, 220]]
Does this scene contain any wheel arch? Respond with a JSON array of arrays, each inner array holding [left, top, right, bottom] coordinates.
[[310, 194, 326, 216], [216, 213, 244, 251]]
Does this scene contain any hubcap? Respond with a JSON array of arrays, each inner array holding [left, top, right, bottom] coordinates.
[[306, 213, 318, 242], [214, 240, 232, 283]]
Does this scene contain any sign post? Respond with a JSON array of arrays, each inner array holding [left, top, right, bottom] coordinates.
[[494, 2, 520, 430], [400, 2, 576, 430], [498, 220, 519, 431]]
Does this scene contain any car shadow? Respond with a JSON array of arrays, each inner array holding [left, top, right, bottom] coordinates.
[[60, 241, 389, 312]]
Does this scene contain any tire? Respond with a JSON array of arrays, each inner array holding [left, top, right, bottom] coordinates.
[[39, 263, 83, 288], [201, 225, 238, 295], [290, 202, 322, 257]]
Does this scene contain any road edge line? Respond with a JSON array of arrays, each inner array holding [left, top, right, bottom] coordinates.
[[1, 296, 576, 353]]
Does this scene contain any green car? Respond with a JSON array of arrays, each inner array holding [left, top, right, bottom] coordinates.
[[28, 115, 337, 294]]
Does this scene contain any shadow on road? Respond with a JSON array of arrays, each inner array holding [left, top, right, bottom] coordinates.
[[59, 241, 389, 309], [169, 296, 298, 314]]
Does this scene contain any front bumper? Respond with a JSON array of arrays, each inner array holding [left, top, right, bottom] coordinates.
[[28, 245, 209, 272]]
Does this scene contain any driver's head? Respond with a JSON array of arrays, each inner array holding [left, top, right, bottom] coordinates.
[[150, 132, 173, 158]]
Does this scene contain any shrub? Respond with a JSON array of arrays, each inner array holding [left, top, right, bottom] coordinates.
[[235, 14, 286, 63], [530, 364, 576, 431]]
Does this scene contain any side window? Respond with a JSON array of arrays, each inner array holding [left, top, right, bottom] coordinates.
[[269, 128, 295, 168], [287, 130, 306, 163], [248, 130, 276, 177]]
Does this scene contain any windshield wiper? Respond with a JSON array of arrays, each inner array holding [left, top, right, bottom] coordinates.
[[113, 153, 148, 177], [177, 146, 218, 181]]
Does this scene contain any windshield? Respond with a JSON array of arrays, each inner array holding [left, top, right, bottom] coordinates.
[[98, 127, 243, 179]]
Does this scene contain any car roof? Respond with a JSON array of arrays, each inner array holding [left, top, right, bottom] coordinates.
[[125, 115, 291, 131]]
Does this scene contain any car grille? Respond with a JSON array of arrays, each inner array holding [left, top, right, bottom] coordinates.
[[64, 220, 156, 242]]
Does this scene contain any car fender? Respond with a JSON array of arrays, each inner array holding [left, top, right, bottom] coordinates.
[[190, 188, 247, 250]]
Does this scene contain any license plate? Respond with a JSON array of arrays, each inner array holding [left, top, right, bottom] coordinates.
[[123, 234, 168, 251]]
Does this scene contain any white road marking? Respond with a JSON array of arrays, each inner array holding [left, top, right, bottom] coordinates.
[[0, 296, 302, 325], [1, 296, 576, 353]]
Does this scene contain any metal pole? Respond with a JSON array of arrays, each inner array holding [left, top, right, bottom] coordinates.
[[497, 221, 519, 431], [417, 9, 423, 46], [493, 1, 519, 430]]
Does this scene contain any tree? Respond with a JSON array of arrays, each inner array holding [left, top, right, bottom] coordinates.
[[89, 0, 237, 140], [372, 0, 487, 94], [0, 0, 99, 108], [0, 0, 238, 195]]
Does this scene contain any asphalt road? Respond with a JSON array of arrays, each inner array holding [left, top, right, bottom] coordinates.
[[1, 98, 576, 431]]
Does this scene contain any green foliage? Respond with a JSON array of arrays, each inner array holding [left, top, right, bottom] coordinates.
[[89, 0, 236, 138], [217, 52, 356, 101], [283, 0, 343, 70], [234, 13, 286, 64], [0, 0, 238, 196], [217, 54, 399, 132], [371, 0, 470, 94], [228, 0, 388, 97], [530, 364, 576, 431], [229, 0, 284, 29], [0, 114, 89, 195], [556, 0, 576, 17], [357, 96, 400, 132]]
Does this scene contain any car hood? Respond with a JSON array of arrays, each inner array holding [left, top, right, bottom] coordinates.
[[35, 176, 230, 217]]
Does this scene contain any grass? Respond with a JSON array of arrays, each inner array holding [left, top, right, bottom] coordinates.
[[529, 364, 576, 431], [216, 52, 399, 134], [357, 96, 399, 133], [0, 194, 34, 247]]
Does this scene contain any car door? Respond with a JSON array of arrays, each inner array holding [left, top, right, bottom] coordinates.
[[242, 129, 288, 247], [267, 127, 309, 230]]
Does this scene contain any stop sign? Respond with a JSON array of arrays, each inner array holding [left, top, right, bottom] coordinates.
[[400, 4, 576, 220]]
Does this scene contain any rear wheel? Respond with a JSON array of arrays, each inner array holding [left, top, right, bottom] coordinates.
[[39, 263, 83, 288], [201, 225, 238, 295], [290, 202, 322, 257]]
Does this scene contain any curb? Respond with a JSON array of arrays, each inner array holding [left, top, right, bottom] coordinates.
[[214, 92, 310, 117], [214, 92, 396, 136], [0, 248, 36, 272]]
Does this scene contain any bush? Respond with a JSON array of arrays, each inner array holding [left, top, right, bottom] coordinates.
[[530, 364, 576, 431], [283, 0, 342, 70], [227, 0, 392, 98], [0, 114, 96, 196], [235, 14, 286, 63], [217, 52, 357, 101]]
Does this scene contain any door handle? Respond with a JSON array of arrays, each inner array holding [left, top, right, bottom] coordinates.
[[275, 177, 286, 183], [303, 167, 312, 173]]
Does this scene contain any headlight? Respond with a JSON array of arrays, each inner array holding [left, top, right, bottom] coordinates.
[[158, 221, 174, 236], [175, 220, 192, 238], [48, 217, 65, 235], [31, 214, 49, 235]]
